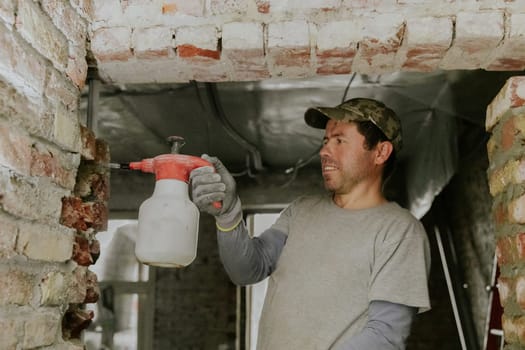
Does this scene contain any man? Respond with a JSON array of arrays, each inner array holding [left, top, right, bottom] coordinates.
[[190, 98, 431, 349]]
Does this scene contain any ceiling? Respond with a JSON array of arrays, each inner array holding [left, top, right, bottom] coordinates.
[[82, 69, 520, 217]]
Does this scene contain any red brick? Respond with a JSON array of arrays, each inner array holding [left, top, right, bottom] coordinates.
[[71, 234, 93, 266], [91, 27, 133, 62], [486, 76, 525, 132], [315, 21, 359, 75], [493, 201, 508, 225], [30, 143, 80, 190], [161, 0, 205, 16], [486, 14, 525, 71], [177, 44, 220, 60], [496, 236, 517, 265], [502, 314, 525, 345], [440, 12, 504, 70], [399, 17, 453, 71], [80, 125, 96, 161], [316, 48, 355, 75], [267, 21, 311, 77], [62, 305, 93, 340], [501, 116, 518, 150], [352, 15, 405, 73], [256, 0, 269, 13], [132, 26, 173, 59], [222, 22, 268, 80], [60, 197, 108, 232], [95, 139, 110, 165], [84, 270, 99, 304], [175, 25, 219, 61], [0, 269, 34, 305], [75, 169, 109, 201]]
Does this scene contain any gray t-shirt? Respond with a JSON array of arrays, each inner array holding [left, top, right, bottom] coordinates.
[[256, 195, 431, 350]]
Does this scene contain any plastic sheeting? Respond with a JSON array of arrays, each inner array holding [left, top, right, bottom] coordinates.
[[92, 70, 507, 218]]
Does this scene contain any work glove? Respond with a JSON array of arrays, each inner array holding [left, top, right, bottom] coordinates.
[[189, 154, 242, 231]]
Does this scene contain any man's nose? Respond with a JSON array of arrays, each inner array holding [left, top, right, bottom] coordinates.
[[319, 141, 330, 157]]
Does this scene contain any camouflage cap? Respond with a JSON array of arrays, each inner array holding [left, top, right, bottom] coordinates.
[[304, 97, 403, 152]]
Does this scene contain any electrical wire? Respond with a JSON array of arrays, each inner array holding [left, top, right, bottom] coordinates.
[[341, 73, 357, 103], [205, 83, 264, 175]]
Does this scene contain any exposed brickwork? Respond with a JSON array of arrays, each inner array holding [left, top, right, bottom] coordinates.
[[486, 13, 525, 71], [89, 3, 525, 84], [132, 26, 173, 59], [487, 76, 525, 347], [222, 22, 269, 80], [398, 17, 453, 72], [440, 12, 504, 70], [0, 269, 34, 306], [267, 21, 311, 78], [315, 21, 359, 75], [91, 27, 132, 62], [486, 77, 525, 131], [16, 0, 69, 72], [0, 1, 99, 348]]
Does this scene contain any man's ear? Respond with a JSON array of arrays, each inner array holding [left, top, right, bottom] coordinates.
[[375, 141, 393, 165]]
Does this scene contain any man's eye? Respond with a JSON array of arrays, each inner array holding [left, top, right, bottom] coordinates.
[[337, 138, 343, 144]]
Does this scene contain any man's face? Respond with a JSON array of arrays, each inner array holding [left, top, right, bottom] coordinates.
[[320, 120, 377, 194]]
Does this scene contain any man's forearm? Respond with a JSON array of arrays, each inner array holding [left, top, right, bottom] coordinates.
[[217, 222, 286, 286], [333, 300, 417, 350]]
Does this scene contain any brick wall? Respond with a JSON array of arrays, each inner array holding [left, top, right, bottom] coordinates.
[[89, 1, 525, 84], [0, 1, 107, 349], [486, 76, 525, 348]]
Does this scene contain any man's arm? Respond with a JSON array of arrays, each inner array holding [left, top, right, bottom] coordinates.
[[190, 155, 287, 285], [217, 224, 287, 285], [334, 300, 417, 350]]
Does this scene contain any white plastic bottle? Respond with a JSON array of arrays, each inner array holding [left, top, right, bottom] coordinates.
[[129, 152, 219, 268], [135, 178, 199, 267]]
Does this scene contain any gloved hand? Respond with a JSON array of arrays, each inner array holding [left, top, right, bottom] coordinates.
[[189, 154, 242, 230]]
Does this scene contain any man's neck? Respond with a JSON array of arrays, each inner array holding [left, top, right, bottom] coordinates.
[[332, 181, 386, 210]]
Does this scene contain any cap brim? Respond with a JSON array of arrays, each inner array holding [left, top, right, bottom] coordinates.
[[305, 107, 355, 129]]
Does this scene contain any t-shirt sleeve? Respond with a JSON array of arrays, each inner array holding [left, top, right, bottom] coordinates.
[[368, 219, 431, 313], [269, 200, 295, 236]]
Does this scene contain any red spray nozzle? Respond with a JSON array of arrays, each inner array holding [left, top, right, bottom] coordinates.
[[129, 154, 221, 209]]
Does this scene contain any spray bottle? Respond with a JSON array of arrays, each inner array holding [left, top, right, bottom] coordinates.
[[125, 136, 220, 268]]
